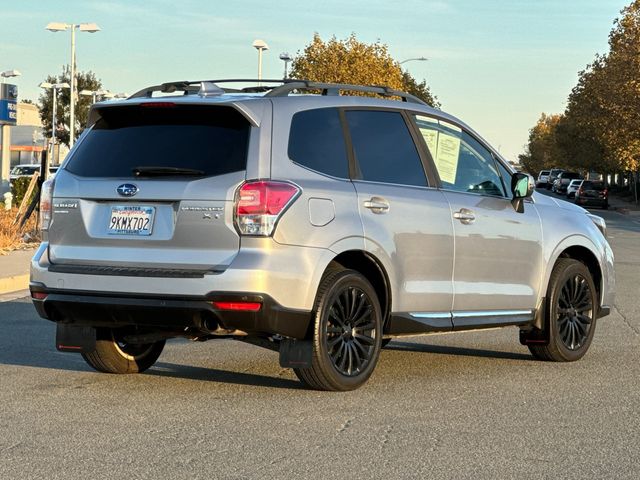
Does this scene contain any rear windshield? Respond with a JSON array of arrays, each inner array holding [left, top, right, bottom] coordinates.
[[563, 172, 581, 179], [65, 105, 250, 178], [582, 181, 605, 190]]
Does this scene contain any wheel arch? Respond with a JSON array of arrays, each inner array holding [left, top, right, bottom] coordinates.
[[327, 250, 392, 332], [536, 236, 604, 329]]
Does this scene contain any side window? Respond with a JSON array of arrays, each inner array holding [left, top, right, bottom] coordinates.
[[412, 115, 505, 197], [345, 110, 427, 187], [288, 108, 349, 178]]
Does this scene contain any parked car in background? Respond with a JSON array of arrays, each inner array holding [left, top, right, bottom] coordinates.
[[547, 168, 564, 189], [536, 170, 550, 188], [10, 164, 40, 182], [566, 179, 583, 198], [553, 171, 582, 194], [575, 181, 608, 209]]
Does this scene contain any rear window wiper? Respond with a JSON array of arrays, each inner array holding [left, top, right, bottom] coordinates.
[[132, 166, 205, 177]]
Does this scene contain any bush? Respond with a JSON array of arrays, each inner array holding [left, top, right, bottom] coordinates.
[[10, 176, 39, 207]]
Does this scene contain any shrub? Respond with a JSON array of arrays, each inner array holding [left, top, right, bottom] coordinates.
[[10, 176, 39, 207]]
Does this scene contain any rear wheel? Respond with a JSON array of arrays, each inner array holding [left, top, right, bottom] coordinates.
[[82, 328, 165, 374], [294, 267, 382, 391], [529, 258, 597, 362]]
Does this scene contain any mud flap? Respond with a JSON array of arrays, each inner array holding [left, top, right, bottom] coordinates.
[[56, 324, 96, 353], [279, 338, 312, 368]]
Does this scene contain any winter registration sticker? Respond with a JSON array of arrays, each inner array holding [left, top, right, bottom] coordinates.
[[108, 206, 155, 236]]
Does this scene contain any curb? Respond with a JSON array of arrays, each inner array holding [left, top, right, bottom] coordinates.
[[0, 274, 30, 295]]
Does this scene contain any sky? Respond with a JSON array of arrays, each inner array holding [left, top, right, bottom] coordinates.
[[0, 0, 630, 162]]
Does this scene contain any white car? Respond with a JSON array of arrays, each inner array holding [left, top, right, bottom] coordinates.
[[566, 179, 583, 198]]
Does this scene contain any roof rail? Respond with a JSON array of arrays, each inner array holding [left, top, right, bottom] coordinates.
[[128, 78, 426, 105], [264, 81, 427, 105], [129, 79, 299, 99]]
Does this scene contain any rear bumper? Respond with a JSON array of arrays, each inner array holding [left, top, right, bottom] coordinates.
[[30, 283, 311, 339]]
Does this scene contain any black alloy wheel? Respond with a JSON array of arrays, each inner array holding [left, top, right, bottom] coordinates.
[[325, 286, 377, 376], [529, 258, 597, 362], [294, 265, 382, 391], [556, 271, 593, 350]]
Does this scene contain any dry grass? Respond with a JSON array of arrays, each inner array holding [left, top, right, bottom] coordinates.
[[0, 208, 40, 254]]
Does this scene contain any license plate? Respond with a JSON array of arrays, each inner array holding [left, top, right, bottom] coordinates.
[[108, 206, 155, 236]]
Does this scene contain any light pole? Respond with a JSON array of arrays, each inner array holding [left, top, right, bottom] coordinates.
[[252, 39, 269, 84], [46, 22, 100, 148], [399, 56, 428, 66], [79, 89, 112, 104], [279, 52, 292, 79], [1, 70, 21, 83], [39, 82, 70, 165]]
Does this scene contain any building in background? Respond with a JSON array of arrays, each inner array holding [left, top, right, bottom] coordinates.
[[7, 103, 46, 167]]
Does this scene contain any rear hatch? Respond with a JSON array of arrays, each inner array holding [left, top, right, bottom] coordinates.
[[581, 182, 607, 199], [47, 103, 252, 274]]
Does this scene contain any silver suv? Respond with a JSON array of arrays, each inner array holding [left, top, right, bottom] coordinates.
[[30, 79, 615, 391]]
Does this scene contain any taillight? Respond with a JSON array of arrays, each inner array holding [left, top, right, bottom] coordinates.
[[39, 178, 55, 232], [578, 188, 584, 195], [235, 180, 300, 236], [603, 188, 608, 197]]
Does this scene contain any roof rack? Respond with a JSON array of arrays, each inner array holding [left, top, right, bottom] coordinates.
[[128, 78, 427, 105], [264, 81, 426, 105]]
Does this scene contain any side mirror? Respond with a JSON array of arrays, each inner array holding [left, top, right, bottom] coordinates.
[[511, 173, 534, 213]]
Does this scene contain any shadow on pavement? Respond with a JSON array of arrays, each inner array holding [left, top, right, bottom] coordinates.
[[147, 362, 302, 390], [0, 300, 302, 389], [385, 341, 534, 361]]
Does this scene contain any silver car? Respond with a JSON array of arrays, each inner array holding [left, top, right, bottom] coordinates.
[[30, 79, 615, 391]]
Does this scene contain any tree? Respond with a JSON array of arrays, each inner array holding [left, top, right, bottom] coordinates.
[[290, 33, 439, 107], [37, 66, 103, 146], [519, 113, 565, 175]]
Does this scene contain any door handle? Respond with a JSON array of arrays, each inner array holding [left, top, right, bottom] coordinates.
[[453, 208, 475, 224], [363, 197, 390, 214]]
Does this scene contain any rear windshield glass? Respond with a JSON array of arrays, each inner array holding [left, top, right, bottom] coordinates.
[[65, 105, 250, 178], [582, 181, 605, 190]]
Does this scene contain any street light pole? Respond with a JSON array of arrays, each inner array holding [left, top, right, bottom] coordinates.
[[46, 22, 100, 148], [279, 52, 292, 79], [39, 82, 70, 165], [252, 39, 269, 85]]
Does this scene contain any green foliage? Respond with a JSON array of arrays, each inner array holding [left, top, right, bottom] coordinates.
[[37, 66, 103, 146], [10, 177, 37, 207], [290, 33, 439, 107]]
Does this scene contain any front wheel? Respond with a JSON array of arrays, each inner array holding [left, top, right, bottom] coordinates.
[[82, 328, 165, 374], [294, 267, 382, 391], [529, 258, 597, 362]]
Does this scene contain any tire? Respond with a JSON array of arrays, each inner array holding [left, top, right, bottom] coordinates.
[[294, 266, 382, 391], [82, 328, 165, 374], [529, 258, 597, 362]]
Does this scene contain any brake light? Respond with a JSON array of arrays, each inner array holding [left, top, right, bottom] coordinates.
[[140, 102, 176, 108], [31, 291, 48, 300], [235, 180, 300, 236], [578, 188, 584, 195], [603, 188, 608, 197], [39, 178, 55, 231]]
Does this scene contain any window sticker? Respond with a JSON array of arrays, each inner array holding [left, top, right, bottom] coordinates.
[[435, 132, 461, 184]]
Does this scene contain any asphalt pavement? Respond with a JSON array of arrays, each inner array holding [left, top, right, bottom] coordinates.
[[1, 200, 639, 479]]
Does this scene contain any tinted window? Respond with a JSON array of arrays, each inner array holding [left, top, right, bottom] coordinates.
[[65, 105, 250, 178], [288, 108, 349, 178], [412, 115, 505, 197], [562, 172, 581, 179], [346, 110, 427, 187]]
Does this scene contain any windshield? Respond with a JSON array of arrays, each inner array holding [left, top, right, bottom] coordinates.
[[65, 104, 250, 178]]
